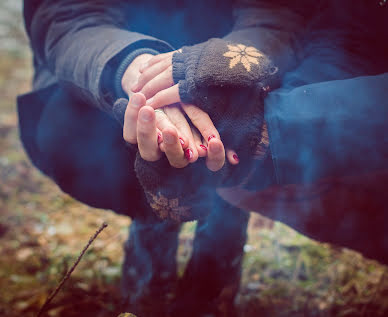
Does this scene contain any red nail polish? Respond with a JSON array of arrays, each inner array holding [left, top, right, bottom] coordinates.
[[233, 154, 239, 162], [185, 148, 193, 160], [179, 138, 185, 146], [157, 132, 162, 143], [208, 134, 216, 142], [200, 145, 207, 151]]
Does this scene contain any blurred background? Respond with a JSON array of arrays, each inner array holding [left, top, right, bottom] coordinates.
[[0, 1, 388, 316]]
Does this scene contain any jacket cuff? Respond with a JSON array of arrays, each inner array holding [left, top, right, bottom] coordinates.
[[100, 38, 174, 110], [114, 47, 160, 99]]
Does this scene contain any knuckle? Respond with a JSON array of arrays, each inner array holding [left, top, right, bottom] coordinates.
[[149, 55, 159, 64], [137, 129, 151, 139], [124, 109, 134, 121], [141, 70, 152, 83], [141, 83, 150, 96], [171, 160, 187, 169], [123, 133, 136, 144], [123, 127, 136, 144], [189, 108, 203, 122], [140, 152, 159, 162], [165, 67, 174, 85], [207, 162, 222, 172], [152, 93, 162, 106]]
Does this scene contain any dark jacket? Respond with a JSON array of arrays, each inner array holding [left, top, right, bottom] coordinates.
[[19, 0, 388, 261], [19, 0, 306, 213]]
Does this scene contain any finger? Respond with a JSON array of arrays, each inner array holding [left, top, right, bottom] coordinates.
[[123, 93, 146, 144], [192, 127, 207, 157], [140, 66, 174, 99], [181, 103, 221, 145], [137, 106, 161, 161], [145, 84, 181, 109], [226, 149, 239, 165], [132, 57, 172, 93], [157, 129, 163, 144], [139, 51, 174, 73], [206, 138, 225, 172], [164, 106, 198, 163], [162, 127, 189, 168], [155, 109, 188, 150]]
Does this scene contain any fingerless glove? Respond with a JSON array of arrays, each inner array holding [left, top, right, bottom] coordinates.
[[172, 38, 278, 162]]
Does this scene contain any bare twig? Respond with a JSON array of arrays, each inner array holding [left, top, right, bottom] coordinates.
[[37, 222, 108, 317]]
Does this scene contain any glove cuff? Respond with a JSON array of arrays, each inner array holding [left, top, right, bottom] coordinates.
[[172, 51, 186, 83], [134, 153, 215, 222]]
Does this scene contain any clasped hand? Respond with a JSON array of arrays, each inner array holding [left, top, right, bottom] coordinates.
[[121, 52, 239, 171]]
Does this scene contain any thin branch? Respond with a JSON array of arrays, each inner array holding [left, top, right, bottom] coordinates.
[[37, 222, 108, 317]]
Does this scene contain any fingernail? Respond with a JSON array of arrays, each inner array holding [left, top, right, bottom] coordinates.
[[157, 132, 162, 143], [179, 138, 185, 146], [233, 154, 239, 162], [140, 110, 152, 122], [185, 148, 193, 160], [146, 97, 154, 106], [200, 145, 207, 151], [131, 94, 142, 108], [131, 82, 140, 92], [208, 134, 216, 142]]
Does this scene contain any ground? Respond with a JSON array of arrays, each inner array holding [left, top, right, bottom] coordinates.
[[0, 4, 388, 317]]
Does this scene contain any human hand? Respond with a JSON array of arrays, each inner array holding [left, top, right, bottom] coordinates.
[[122, 53, 238, 170], [121, 93, 228, 171], [131, 51, 241, 166], [121, 53, 203, 167]]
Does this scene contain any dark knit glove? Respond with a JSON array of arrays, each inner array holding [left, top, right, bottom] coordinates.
[[172, 38, 278, 162], [134, 152, 221, 222], [133, 131, 273, 223]]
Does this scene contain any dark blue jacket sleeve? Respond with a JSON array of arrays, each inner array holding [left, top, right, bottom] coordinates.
[[264, 1, 388, 185], [266, 73, 388, 185], [25, 0, 174, 112]]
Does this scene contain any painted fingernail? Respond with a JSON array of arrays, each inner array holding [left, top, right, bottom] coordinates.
[[131, 94, 142, 108], [140, 110, 152, 122], [208, 134, 216, 142], [185, 148, 193, 160], [157, 132, 162, 143], [233, 154, 239, 162], [179, 138, 185, 146], [200, 145, 207, 151], [145, 97, 154, 106]]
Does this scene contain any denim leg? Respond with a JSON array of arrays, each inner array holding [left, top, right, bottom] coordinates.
[[122, 215, 181, 316], [172, 197, 249, 317]]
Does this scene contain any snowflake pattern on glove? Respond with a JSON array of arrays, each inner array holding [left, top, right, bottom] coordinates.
[[147, 191, 192, 222], [223, 44, 264, 72]]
